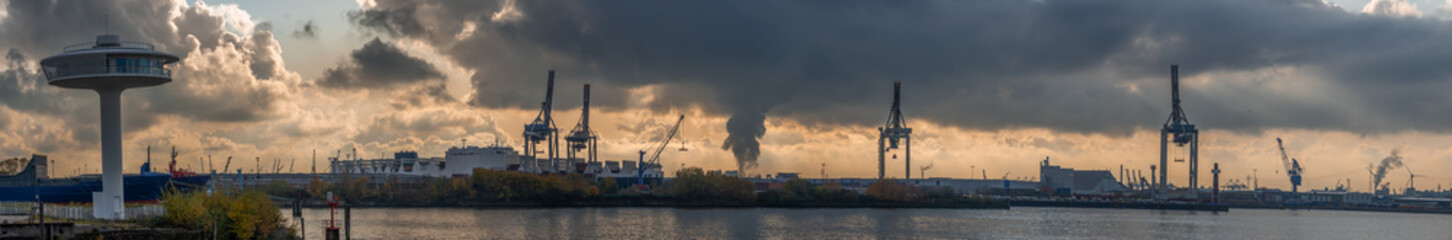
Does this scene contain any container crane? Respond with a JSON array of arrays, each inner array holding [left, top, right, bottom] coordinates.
[[638, 115, 686, 185], [524, 71, 560, 173], [1160, 65, 1199, 199], [1275, 138, 1303, 193], [878, 82, 913, 179], [565, 84, 598, 173]]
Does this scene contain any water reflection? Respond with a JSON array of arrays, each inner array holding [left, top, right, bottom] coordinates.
[[289, 207, 1452, 240]]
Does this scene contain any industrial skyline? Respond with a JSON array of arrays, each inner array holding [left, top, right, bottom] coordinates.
[[5, 0, 1452, 193]]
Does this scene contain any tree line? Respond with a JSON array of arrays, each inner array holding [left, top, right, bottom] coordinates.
[[262, 167, 993, 206]]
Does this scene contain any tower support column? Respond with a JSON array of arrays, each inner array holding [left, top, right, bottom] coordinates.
[[96, 89, 125, 219]]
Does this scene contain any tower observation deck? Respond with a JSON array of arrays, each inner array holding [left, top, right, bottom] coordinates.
[[39, 35, 180, 219]]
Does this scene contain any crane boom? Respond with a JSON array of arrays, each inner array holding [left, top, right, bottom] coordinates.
[[647, 115, 686, 165], [1276, 138, 1303, 192], [222, 156, 232, 174], [637, 114, 686, 185]]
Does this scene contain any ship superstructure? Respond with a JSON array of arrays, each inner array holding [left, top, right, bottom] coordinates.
[[328, 144, 662, 179]]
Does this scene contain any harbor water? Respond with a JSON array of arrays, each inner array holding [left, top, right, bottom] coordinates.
[[288, 207, 1452, 239]]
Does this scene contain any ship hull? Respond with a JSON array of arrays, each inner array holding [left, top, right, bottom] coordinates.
[[0, 173, 173, 203]]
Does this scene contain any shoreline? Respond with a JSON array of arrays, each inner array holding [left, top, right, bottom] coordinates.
[[1007, 200, 1229, 212], [280, 201, 1012, 210]]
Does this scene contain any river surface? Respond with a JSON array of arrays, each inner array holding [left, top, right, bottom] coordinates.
[[285, 207, 1452, 239]]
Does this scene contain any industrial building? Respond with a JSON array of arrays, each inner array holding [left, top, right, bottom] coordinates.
[[1038, 157, 1129, 195]]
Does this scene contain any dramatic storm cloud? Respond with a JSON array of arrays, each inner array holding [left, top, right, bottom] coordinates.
[[0, 0, 296, 124], [5, 0, 1452, 187], [0, 0, 305, 171], [348, 0, 1452, 171], [319, 37, 443, 88]]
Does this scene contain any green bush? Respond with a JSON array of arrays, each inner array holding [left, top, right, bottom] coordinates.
[[470, 168, 589, 202], [665, 167, 755, 203], [159, 190, 292, 239], [597, 177, 620, 195], [865, 179, 915, 202]]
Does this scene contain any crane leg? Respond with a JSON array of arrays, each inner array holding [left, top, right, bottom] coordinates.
[[878, 136, 885, 179]]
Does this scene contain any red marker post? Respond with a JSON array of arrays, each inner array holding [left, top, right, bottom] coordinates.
[[326, 192, 340, 240]]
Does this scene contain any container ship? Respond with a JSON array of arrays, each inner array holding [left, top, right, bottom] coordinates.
[[0, 154, 209, 203]]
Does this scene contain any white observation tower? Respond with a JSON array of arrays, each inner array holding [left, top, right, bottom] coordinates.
[[39, 35, 180, 219]]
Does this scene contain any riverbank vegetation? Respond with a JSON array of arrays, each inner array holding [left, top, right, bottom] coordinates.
[[266, 167, 1002, 208], [156, 189, 295, 239]]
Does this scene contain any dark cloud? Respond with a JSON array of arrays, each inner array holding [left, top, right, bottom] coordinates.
[[319, 38, 442, 88], [352, 0, 1452, 131], [0, 48, 103, 139], [292, 20, 318, 39], [346, 0, 1452, 166], [389, 82, 456, 110]]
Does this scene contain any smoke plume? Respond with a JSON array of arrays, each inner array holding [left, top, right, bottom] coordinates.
[[722, 111, 765, 172], [1372, 149, 1404, 189]]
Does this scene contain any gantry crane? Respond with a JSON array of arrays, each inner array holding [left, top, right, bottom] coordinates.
[[879, 82, 912, 179], [638, 115, 685, 185], [524, 71, 560, 173], [1275, 138, 1303, 193], [565, 84, 598, 173], [1160, 65, 1199, 199]]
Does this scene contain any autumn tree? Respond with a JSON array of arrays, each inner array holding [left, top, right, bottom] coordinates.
[[865, 179, 915, 202]]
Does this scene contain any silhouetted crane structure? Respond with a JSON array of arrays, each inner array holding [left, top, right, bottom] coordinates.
[[638, 115, 685, 185], [565, 84, 598, 173], [1276, 138, 1304, 193], [169, 147, 178, 174], [145, 146, 152, 172], [878, 82, 913, 179], [221, 156, 232, 175], [524, 71, 560, 173], [1160, 65, 1199, 199]]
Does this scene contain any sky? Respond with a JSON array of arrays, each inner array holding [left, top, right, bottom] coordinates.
[[3, 0, 1452, 192]]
